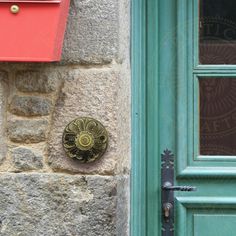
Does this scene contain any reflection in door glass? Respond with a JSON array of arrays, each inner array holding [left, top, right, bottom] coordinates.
[[200, 0, 236, 64], [200, 78, 236, 155]]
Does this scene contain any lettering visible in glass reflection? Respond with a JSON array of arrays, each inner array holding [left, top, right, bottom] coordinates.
[[200, 0, 236, 64], [200, 78, 236, 155]]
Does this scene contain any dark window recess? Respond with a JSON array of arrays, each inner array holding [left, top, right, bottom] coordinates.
[[200, 0, 236, 64], [200, 78, 236, 155]]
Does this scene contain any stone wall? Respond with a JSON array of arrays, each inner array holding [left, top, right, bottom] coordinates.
[[0, 0, 130, 235]]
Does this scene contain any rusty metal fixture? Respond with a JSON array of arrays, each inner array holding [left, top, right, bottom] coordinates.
[[62, 117, 108, 163]]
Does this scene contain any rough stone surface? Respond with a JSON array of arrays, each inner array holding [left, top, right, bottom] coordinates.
[[15, 70, 61, 93], [62, 0, 120, 64], [0, 71, 8, 164], [0, 174, 128, 236], [48, 68, 119, 174], [116, 176, 129, 236], [8, 119, 49, 143], [9, 95, 52, 116], [116, 61, 131, 175], [11, 147, 43, 171]]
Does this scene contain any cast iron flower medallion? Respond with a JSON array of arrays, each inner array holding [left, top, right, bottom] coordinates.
[[62, 117, 108, 163]]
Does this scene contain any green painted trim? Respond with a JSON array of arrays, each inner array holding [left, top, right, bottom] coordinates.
[[131, 0, 147, 235], [175, 197, 236, 235], [146, 0, 160, 235], [176, 0, 194, 177], [131, 0, 180, 233], [131, 0, 177, 235], [176, 197, 236, 206], [131, 0, 161, 235]]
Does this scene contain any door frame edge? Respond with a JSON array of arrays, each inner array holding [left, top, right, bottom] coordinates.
[[131, 0, 147, 234], [131, 0, 147, 235], [131, 0, 160, 235]]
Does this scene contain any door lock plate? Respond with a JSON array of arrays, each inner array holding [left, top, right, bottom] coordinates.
[[161, 149, 174, 235], [161, 149, 196, 235]]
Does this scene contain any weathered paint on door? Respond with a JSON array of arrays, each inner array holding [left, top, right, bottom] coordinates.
[[132, 0, 236, 235]]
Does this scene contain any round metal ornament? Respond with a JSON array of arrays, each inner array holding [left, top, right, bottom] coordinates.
[[62, 117, 108, 163]]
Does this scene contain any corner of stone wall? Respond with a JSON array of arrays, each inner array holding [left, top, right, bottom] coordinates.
[[0, 0, 130, 235]]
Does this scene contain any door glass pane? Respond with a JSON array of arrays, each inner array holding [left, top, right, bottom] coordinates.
[[199, 0, 236, 64], [200, 78, 236, 155]]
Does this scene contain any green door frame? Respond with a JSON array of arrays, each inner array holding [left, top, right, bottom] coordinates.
[[131, 0, 160, 235], [131, 0, 177, 235]]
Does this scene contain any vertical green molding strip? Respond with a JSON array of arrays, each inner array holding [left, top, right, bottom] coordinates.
[[146, 0, 160, 235], [132, 0, 177, 234], [131, 0, 147, 235], [131, 0, 161, 235]]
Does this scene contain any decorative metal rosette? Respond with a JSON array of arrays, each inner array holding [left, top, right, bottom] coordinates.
[[62, 117, 108, 163]]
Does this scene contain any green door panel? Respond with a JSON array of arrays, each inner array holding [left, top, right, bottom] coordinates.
[[194, 215, 236, 236], [176, 197, 236, 236], [175, 0, 236, 234]]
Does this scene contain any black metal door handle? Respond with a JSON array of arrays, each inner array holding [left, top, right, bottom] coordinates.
[[162, 182, 197, 192], [161, 149, 197, 236]]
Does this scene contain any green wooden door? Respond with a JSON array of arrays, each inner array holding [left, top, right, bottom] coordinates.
[[132, 0, 236, 235], [175, 0, 236, 235]]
